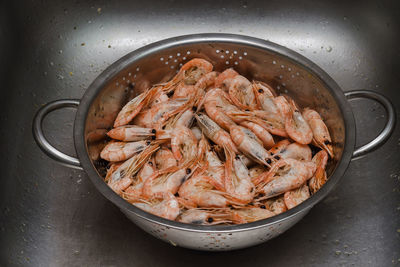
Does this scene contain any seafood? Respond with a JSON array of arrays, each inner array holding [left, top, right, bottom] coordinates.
[[303, 108, 334, 157], [285, 99, 313, 144], [228, 75, 258, 110], [133, 193, 180, 221], [195, 113, 238, 153], [100, 140, 150, 162], [240, 121, 275, 149], [224, 146, 255, 204], [114, 88, 157, 127], [256, 158, 316, 199], [154, 148, 177, 170], [284, 184, 310, 209], [229, 125, 273, 167], [100, 60, 334, 224], [107, 125, 155, 142], [308, 150, 329, 194], [177, 209, 232, 225], [178, 175, 228, 207], [214, 68, 239, 91]]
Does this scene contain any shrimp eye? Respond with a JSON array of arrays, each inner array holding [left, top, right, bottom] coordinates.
[[235, 155, 240, 160], [207, 217, 214, 223], [151, 129, 156, 134], [266, 159, 272, 164], [245, 109, 250, 111], [186, 168, 191, 174], [260, 205, 266, 209], [324, 140, 331, 145], [146, 141, 151, 145], [167, 91, 174, 97], [192, 106, 197, 112], [258, 88, 264, 93], [151, 136, 156, 140], [274, 155, 280, 160], [148, 161, 153, 166]]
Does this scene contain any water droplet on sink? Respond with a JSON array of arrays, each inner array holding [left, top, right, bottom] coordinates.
[[326, 46, 333, 52]]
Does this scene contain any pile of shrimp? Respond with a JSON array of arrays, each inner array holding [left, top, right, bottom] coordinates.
[[100, 58, 334, 225]]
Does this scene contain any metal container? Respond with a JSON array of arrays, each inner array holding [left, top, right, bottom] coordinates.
[[32, 34, 395, 251]]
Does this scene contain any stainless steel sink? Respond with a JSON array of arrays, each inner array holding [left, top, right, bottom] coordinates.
[[1, 0, 399, 266]]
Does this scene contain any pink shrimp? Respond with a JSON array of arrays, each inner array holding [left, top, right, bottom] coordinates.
[[133, 193, 180, 221], [154, 147, 178, 170], [228, 75, 258, 110], [195, 113, 238, 154], [195, 71, 219, 91], [123, 158, 156, 202], [284, 184, 310, 209], [177, 209, 232, 225], [224, 146, 255, 204], [285, 99, 313, 144], [256, 158, 316, 199], [269, 139, 291, 155], [240, 121, 275, 149], [274, 142, 312, 161], [229, 125, 273, 167], [214, 68, 239, 91], [113, 87, 157, 127], [107, 125, 155, 142], [263, 196, 287, 214], [142, 167, 194, 198], [170, 126, 198, 166], [303, 108, 334, 157], [132, 98, 187, 128], [203, 88, 238, 131], [100, 140, 150, 162], [178, 175, 229, 208], [308, 150, 329, 194], [230, 207, 275, 224]]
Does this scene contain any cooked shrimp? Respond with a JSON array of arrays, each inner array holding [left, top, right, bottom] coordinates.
[[284, 184, 310, 209], [249, 165, 267, 179], [123, 158, 156, 202], [203, 88, 237, 131], [253, 81, 280, 115], [240, 121, 275, 149], [191, 126, 202, 140], [177, 209, 232, 225], [269, 139, 291, 155], [107, 125, 155, 142], [109, 143, 160, 186], [308, 150, 329, 194], [230, 207, 275, 224], [133, 98, 187, 128], [170, 126, 198, 165], [180, 58, 213, 85], [229, 75, 258, 110], [264, 196, 287, 214], [285, 99, 313, 144], [195, 71, 218, 91], [142, 167, 194, 198], [133, 193, 180, 220], [154, 147, 177, 170], [195, 113, 238, 154], [274, 142, 312, 161], [229, 125, 273, 167], [303, 108, 334, 157], [100, 140, 150, 162], [178, 175, 228, 207], [172, 84, 196, 99], [148, 85, 169, 107], [214, 68, 239, 91], [204, 149, 225, 190], [257, 158, 316, 199], [114, 88, 157, 127], [224, 146, 255, 204]]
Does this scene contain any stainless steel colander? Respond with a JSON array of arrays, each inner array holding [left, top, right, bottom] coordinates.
[[32, 34, 395, 251]]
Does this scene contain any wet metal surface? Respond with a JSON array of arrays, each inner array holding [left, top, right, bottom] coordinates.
[[0, 0, 399, 266]]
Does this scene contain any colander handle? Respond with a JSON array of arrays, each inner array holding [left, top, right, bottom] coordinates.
[[32, 99, 83, 170], [345, 90, 396, 159]]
